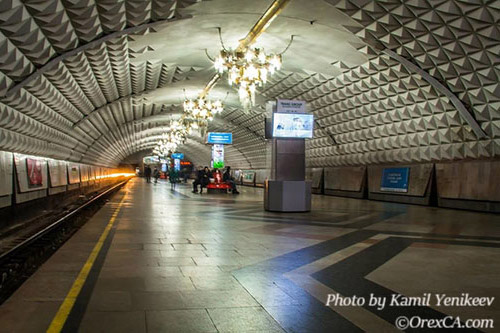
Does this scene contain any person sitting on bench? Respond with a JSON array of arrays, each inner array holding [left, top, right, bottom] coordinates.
[[223, 166, 240, 194], [192, 166, 210, 193]]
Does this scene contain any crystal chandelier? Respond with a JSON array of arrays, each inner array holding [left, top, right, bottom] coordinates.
[[183, 97, 224, 126], [152, 120, 190, 156], [214, 48, 282, 108], [152, 93, 224, 157]]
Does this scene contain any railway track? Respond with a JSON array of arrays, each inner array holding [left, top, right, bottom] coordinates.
[[0, 178, 130, 305]]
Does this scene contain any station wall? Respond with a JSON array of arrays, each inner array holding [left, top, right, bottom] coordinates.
[[0, 150, 132, 209], [238, 159, 500, 213]]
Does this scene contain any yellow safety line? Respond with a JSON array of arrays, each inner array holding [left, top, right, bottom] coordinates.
[[46, 193, 127, 333]]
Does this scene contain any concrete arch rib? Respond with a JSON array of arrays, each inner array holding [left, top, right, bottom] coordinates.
[[3, 17, 194, 98]]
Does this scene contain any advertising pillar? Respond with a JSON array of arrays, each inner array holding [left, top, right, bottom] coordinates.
[[212, 144, 225, 169], [264, 99, 313, 212], [207, 132, 232, 169]]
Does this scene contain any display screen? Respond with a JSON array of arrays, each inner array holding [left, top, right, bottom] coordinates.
[[272, 113, 314, 138]]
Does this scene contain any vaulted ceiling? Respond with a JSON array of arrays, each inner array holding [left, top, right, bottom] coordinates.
[[0, 0, 498, 168]]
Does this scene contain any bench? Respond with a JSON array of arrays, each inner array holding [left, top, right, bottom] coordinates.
[[206, 172, 231, 194]]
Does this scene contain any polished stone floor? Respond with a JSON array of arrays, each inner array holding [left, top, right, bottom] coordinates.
[[0, 178, 499, 332]]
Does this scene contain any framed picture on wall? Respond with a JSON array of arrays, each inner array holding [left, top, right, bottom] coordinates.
[[26, 158, 43, 186]]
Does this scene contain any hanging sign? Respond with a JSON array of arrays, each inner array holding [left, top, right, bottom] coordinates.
[[171, 153, 184, 159], [207, 132, 233, 145]]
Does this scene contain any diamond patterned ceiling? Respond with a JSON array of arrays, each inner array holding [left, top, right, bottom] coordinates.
[[0, 0, 498, 168]]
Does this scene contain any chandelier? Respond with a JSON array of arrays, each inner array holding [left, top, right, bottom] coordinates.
[[214, 48, 281, 108], [183, 97, 224, 126], [152, 93, 224, 157], [152, 120, 190, 156]]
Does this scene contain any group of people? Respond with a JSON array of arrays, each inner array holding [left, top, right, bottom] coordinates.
[[144, 165, 160, 183], [192, 166, 239, 194], [143, 165, 179, 189], [144, 164, 240, 194]]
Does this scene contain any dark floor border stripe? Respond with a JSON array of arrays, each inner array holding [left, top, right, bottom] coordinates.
[[369, 229, 500, 241], [313, 236, 488, 332], [232, 230, 379, 332]]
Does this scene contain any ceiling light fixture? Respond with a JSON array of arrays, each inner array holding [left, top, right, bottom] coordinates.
[[183, 97, 224, 126], [210, 29, 294, 108]]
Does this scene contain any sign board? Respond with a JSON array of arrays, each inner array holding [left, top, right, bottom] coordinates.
[[171, 153, 184, 159], [277, 99, 306, 113], [207, 132, 232, 145], [381, 167, 410, 193], [212, 144, 225, 169]]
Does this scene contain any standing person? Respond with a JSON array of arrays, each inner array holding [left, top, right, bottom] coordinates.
[[169, 167, 178, 190], [223, 166, 240, 194], [144, 165, 152, 183], [153, 167, 160, 184]]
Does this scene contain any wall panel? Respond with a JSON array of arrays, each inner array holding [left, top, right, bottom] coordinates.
[[48, 160, 68, 187], [436, 160, 500, 205], [14, 154, 48, 193], [67, 163, 81, 184], [0, 151, 13, 196], [306, 168, 323, 193], [367, 164, 433, 205]]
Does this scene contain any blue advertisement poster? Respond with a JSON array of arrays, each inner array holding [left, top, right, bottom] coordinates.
[[207, 132, 232, 144], [380, 167, 410, 193]]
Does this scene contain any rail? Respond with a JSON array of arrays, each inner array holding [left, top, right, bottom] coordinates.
[[0, 177, 131, 264]]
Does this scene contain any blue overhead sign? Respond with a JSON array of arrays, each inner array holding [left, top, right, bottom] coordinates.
[[381, 167, 410, 193], [207, 132, 233, 145], [171, 153, 184, 159]]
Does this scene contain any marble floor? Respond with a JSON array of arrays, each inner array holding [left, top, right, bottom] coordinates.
[[0, 178, 499, 332]]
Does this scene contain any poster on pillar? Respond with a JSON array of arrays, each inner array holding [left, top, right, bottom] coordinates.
[[212, 144, 224, 169], [174, 159, 181, 171]]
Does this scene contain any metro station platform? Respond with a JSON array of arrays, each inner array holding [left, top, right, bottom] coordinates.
[[0, 178, 499, 332]]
